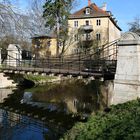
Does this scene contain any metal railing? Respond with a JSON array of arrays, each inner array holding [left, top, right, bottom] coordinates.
[[0, 40, 118, 77]]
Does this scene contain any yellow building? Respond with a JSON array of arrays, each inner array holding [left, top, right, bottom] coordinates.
[[32, 1, 121, 58], [31, 35, 57, 57], [66, 1, 122, 58]]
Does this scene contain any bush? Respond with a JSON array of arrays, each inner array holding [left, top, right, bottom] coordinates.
[[62, 99, 140, 140]]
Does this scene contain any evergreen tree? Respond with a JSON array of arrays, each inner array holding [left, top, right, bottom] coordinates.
[[43, 0, 74, 56]]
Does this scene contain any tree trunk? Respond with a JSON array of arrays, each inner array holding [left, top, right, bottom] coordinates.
[[56, 15, 60, 56]]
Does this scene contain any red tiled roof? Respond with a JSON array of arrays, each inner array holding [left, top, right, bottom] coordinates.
[[69, 3, 122, 31], [69, 3, 110, 19]]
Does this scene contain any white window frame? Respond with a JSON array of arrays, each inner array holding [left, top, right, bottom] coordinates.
[[96, 33, 101, 40], [86, 33, 91, 40], [74, 21, 78, 27], [85, 8, 90, 14], [97, 19, 101, 26]]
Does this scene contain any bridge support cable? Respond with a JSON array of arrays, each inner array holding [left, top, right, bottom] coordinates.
[[0, 40, 119, 78]]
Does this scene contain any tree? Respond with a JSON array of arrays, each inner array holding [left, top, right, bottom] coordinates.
[[128, 16, 140, 33], [43, 0, 74, 56], [27, 0, 47, 35], [72, 27, 108, 60], [0, 0, 47, 50]]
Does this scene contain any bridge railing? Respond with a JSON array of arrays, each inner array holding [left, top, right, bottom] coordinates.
[[1, 40, 118, 75], [1, 53, 116, 75], [1, 58, 114, 75]]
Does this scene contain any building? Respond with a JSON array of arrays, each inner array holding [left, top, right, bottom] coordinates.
[[31, 1, 121, 58], [66, 1, 122, 58], [31, 34, 57, 58]]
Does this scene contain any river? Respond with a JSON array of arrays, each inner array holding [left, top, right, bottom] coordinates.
[[0, 80, 113, 140]]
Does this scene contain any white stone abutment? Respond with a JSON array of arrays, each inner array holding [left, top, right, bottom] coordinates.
[[112, 32, 140, 104]]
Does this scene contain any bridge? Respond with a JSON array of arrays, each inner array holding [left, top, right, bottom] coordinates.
[[1, 32, 140, 105], [0, 40, 118, 80]]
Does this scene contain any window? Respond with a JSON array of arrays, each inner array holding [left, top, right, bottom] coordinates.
[[85, 8, 90, 14], [97, 19, 101, 26], [85, 20, 89, 25], [47, 41, 51, 47], [86, 33, 91, 40], [96, 33, 101, 40], [74, 21, 78, 27], [74, 34, 79, 41], [59, 41, 63, 47], [35, 39, 40, 47]]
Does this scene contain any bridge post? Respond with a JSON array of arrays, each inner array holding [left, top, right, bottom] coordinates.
[[112, 32, 140, 104], [7, 44, 22, 67]]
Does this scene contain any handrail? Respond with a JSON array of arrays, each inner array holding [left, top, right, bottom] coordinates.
[[1, 40, 119, 77]]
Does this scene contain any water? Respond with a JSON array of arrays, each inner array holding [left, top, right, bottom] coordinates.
[[0, 80, 113, 140], [0, 89, 50, 140], [25, 80, 102, 115], [0, 109, 48, 140]]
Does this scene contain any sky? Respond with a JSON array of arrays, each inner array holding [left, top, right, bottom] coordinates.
[[75, 0, 140, 32], [7, 0, 140, 32]]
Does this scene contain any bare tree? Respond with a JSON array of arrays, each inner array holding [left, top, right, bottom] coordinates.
[[128, 16, 140, 33], [0, 0, 47, 50], [27, 0, 47, 35]]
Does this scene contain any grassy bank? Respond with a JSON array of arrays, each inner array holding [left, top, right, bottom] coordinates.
[[61, 99, 140, 140], [24, 74, 58, 85]]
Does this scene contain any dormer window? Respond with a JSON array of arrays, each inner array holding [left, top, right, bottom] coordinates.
[[85, 8, 90, 14]]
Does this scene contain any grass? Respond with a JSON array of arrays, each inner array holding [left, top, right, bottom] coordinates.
[[24, 74, 56, 84]]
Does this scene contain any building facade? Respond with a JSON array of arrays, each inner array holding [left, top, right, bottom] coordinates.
[[32, 1, 121, 58], [66, 2, 121, 58], [31, 35, 57, 58]]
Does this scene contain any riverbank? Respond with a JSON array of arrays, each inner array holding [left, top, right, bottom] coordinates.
[[24, 74, 60, 86], [62, 99, 140, 140], [0, 73, 62, 88]]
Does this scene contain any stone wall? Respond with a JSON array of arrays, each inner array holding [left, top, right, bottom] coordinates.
[[112, 32, 140, 105], [0, 73, 17, 88]]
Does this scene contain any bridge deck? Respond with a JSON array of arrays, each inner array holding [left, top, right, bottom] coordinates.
[[1, 66, 103, 78], [1, 41, 118, 79]]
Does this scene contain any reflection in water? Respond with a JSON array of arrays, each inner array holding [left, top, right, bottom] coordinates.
[[26, 80, 102, 116], [0, 80, 113, 139], [0, 109, 48, 140], [0, 89, 51, 140]]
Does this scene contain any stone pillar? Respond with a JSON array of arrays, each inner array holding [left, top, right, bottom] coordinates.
[[112, 32, 140, 105], [0, 48, 1, 65], [7, 44, 22, 67]]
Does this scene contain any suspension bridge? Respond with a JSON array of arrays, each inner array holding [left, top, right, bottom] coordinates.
[[0, 39, 118, 80], [1, 32, 140, 105]]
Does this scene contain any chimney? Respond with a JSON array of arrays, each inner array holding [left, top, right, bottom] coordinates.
[[101, 2, 107, 11], [88, 0, 91, 6]]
